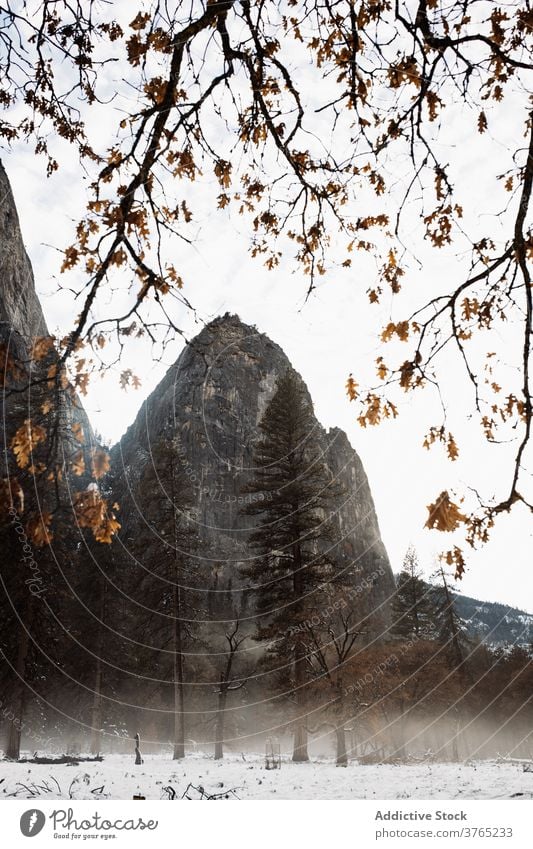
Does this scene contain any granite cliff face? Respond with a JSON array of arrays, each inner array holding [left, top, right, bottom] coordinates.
[[0, 162, 394, 630], [0, 162, 51, 485], [0, 164, 93, 491], [112, 314, 395, 629], [0, 162, 47, 340]]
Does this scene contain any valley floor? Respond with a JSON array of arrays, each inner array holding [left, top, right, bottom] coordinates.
[[1, 753, 532, 800]]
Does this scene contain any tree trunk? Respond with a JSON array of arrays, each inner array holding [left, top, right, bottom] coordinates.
[[134, 733, 143, 764], [89, 658, 103, 756], [172, 579, 185, 760], [450, 734, 459, 762], [349, 727, 358, 759], [5, 594, 33, 760], [453, 708, 467, 762], [292, 542, 309, 763], [5, 682, 25, 760], [293, 715, 309, 762], [449, 709, 460, 761], [396, 720, 407, 760], [90, 579, 106, 755], [335, 725, 348, 766], [393, 702, 407, 760], [292, 639, 309, 761], [214, 686, 227, 760]]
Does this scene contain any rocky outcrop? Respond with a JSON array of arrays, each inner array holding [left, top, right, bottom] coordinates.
[[112, 314, 395, 630], [0, 163, 93, 501], [0, 161, 47, 340], [0, 161, 394, 631]]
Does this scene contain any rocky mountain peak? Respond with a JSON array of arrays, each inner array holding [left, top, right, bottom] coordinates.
[[0, 162, 395, 634], [112, 314, 396, 631]]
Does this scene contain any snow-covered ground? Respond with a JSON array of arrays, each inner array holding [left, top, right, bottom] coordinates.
[[1, 754, 532, 800]]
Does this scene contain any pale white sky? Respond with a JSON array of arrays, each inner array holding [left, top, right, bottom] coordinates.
[[5, 144, 531, 612], [2, 3, 531, 611]]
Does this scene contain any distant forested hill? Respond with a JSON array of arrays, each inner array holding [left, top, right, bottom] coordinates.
[[453, 594, 533, 648], [392, 573, 533, 648]]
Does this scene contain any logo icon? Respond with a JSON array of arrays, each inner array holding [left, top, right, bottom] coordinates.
[[20, 809, 46, 837]]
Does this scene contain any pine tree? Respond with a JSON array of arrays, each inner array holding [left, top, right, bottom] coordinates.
[[432, 565, 471, 761], [432, 566, 469, 668], [390, 546, 438, 640], [241, 369, 335, 762], [134, 434, 196, 760]]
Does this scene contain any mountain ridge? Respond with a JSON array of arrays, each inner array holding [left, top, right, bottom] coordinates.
[[454, 593, 533, 648], [392, 570, 533, 648]]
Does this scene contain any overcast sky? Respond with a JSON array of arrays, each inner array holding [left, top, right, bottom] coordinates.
[[4, 146, 529, 614], [2, 3, 531, 612]]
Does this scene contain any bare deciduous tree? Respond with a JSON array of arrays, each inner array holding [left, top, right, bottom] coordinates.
[[0, 0, 531, 563], [214, 621, 247, 760]]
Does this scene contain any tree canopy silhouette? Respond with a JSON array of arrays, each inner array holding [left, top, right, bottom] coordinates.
[[0, 0, 531, 562]]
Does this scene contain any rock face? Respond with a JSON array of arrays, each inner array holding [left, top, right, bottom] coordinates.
[[0, 162, 51, 484], [113, 314, 395, 630], [0, 164, 93, 488], [0, 161, 48, 340], [0, 162, 394, 632]]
